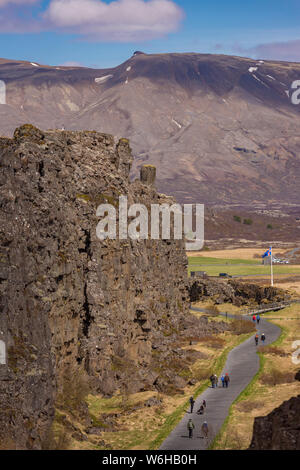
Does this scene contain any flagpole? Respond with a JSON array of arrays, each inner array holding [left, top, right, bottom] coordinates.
[[270, 246, 274, 287]]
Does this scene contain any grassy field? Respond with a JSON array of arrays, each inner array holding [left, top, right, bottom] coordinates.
[[188, 255, 300, 277], [211, 304, 300, 450]]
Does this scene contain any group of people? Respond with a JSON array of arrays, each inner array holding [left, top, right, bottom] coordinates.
[[189, 396, 206, 414], [255, 332, 266, 346], [252, 314, 261, 324], [187, 418, 209, 439], [210, 373, 230, 388]]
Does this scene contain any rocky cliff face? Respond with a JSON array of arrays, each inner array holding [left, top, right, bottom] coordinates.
[[189, 278, 288, 306], [249, 372, 300, 450], [0, 125, 222, 449]]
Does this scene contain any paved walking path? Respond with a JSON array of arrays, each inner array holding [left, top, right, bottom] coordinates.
[[159, 312, 281, 450]]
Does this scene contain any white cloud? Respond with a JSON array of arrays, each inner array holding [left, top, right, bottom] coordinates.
[[43, 0, 184, 41]]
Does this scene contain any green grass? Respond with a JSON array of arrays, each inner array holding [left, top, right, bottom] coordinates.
[[188, 257, 300, 277], [189, 256, 258, 266]]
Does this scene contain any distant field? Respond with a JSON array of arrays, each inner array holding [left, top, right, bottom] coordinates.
[[187, 248, 287, 260], [188, 256, 300, 277], [189, 256, 258, 266]]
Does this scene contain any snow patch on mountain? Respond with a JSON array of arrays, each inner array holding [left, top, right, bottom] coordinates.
[[95, 75, 113, 84]]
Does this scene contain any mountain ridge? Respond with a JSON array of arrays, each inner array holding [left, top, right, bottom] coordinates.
[[1, 52, 300, 208]]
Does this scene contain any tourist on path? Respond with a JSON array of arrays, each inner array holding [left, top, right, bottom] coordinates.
[[210, 374, 215, 388], [256, 314, 260, 325], [202, 421, 209, 439], [202, 399, 206, 408], [197, 404, 205, 415], [187, 419, 195, 438], [252, 315, 256, 323], [224, 373, 230, 388], [255, 334, 259, 346], [261, 333, 266, 343], [214, 374, 218, 387], [189, 396, 195, 413], [221, 374, 225, 387]]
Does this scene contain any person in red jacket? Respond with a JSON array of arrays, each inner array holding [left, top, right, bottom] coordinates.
[[224, 373, 230, 388], [252, 315, 256, 323]]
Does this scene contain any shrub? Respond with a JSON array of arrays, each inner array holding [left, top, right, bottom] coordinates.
[[258, 345, 288, 357], [197, 335, 226, 349], [230, 318, 256, 335], [260, 369, 295, 386], [205, 304, 220, 317], [233, 215, 241, 223], [57, 366, 90, 414], [243, 218, 253, 225], [42, 427, 71, 450], [236, 400, 265, 413], [267, 224, 273, 230]]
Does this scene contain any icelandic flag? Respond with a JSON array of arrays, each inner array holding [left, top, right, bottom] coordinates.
[[262, 247, 272, 258]]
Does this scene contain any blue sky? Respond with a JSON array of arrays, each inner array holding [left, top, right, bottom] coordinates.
[[0, 0, 299, 68]]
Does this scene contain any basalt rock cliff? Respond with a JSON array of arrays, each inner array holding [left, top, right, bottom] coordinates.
[[0, 125, 226, 449], [249, 371, 300, 450]]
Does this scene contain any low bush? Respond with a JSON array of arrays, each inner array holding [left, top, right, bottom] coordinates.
[[230, 318, 256, 335], [258, 345, 289, 357], [260, 368, 295, 386], [205, 304, 220, 316]]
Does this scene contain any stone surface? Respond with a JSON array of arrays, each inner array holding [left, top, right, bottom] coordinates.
[[249, 371, 300, 450], [0, 125, 226, 449], [189, 278, 288, 306]]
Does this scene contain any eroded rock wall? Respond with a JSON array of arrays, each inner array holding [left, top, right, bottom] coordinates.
[[0, 125, 215, 449]]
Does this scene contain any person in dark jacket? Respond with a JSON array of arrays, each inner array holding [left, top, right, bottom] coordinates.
[[261, 333, 266, 343], [224, 373, 230, 388], [197, 404, 204, 415], [255, 334, 259, 346], [256, 314, 260, 325], [187, 419, 195, 438], [189, 396, 195, 413]]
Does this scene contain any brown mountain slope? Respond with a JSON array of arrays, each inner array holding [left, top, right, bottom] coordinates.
[[0, 52, 300, 207]]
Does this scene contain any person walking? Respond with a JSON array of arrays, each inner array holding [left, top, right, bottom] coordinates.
[[187, 419, 195, 438], [256, 314, 260, 325], [202, 421, 209, 439], [189, 396, 195, 413], [197, 404, 204, 415], [221, 374, 225, 388], [255, 334, 259, 346], [224, 373, 230, 388], [214, 374, 218, 387], [202, 399, 206, 408], [261, 333, 266, 343], [210, 374, 215, 388], [252, 315, 256, 323]]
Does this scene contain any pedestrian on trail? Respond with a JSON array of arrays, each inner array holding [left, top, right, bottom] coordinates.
[[210, 374, 215, 388], [189, 396, 195, 413], [202, 421, 209, 439], [224, 373, 230, 388], [187, 419, 195, 438], [202, 400, 206, 408], [256, 314, 260, 325], [221, 374, 225, 387], [261, 333, 266, 343], [214, 374, 218, 387], [255, 334, 259, 346], [252, 315, 256, 323], [197, 404, 205, 415]]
